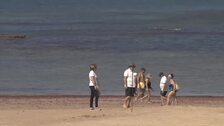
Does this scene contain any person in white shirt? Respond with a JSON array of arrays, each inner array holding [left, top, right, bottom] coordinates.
[[159, 72, 167, 106], [89, 64, 100, 111], [123, 64, 137, 109]]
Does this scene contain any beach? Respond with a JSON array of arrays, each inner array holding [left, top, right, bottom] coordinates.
[[0, 96, 223, 126], [1, 0, 224, 97], [0, 1, 224, 126]]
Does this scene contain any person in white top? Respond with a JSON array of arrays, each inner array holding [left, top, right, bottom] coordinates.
[[89, 64, 100, 111], [159, 72, 167, 106], [123, 64, 137, 109]]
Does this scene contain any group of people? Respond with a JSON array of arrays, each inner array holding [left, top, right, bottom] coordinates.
[[88, 63, 178, 111], [159, 72, 178, 106], [123, 64, 152, 109]]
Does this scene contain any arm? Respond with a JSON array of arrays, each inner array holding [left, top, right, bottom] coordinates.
[[124, 76, 128, 88], [135, 76, 138, 89], [145, 78, 149, 90], [170, 79, 176, 91], [137, 73, 140, 84]]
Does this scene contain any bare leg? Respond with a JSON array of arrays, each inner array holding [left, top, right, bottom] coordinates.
[[174, 93, 177, 105], [130, 96, 134, 112], [123, 96, 128, 108], [135, 89, 144, 102], [167, 91, 175, 105], [127, 97, 131, 107], [167, 93, 171, 105], [161, 96, 166, 106], [123, 96, 131, 108], [147, 90, 151, 103], [161, 96, 164, 106], [140, 89, 150, 102], [140, 95, 147, 100]]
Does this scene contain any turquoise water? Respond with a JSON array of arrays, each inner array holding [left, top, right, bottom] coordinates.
[[0, 0, 224, 96]]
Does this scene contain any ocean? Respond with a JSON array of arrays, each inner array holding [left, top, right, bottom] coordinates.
[[0, 0, 224, 96]]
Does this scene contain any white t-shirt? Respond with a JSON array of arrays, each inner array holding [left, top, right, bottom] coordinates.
[[89, 70, 97, 86], [160, 76, 167, 91], [124, 68, 137, 88]]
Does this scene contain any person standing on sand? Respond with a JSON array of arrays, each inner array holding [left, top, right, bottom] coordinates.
[[123, 64, 137, 109], [89, 64, 101, 111], [135, 68, 146, 101], [167, 73, 177, 105], [159, 72, 167, 106]]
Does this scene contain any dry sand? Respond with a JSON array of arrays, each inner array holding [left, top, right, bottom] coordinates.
[[0, 96, 223, 126]]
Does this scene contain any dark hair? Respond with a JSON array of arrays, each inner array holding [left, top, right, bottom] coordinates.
[[141, 68, 146, 72], [128, 64, 136, 68], [169, 74, 174, 79], [158, 72, 164, 77], [90, 64, 97, 70]]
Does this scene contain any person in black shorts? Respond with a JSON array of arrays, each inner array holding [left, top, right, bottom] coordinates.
[[123, 64, 137, 108], [159, 72, 168, 106]]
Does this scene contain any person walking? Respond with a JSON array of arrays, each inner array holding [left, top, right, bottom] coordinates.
[[167, 73, 177, 105], [135, 68, 146, 101], [89, 64, 101, 111], [123, 64, 137, 109], [159, 72, 167, 106], [140, 73, 153, 103]]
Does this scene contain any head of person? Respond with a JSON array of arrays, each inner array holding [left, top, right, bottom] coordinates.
[[168, 73, 174, 79], [128, 64, 136, 71], [158, 72, 164, 77], [90, 64, 97, 71], [146, 73, 152, 79], [140, 68, 146, 73]]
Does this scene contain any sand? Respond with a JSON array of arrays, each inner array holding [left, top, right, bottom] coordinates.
[[0, 96, 223, 126]]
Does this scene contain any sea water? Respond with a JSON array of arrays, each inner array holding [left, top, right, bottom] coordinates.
[[0, 0, 224, 96]]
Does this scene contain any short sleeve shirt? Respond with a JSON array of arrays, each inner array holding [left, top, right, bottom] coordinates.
[[124, 68, 136, 88], [160, 76, 167, 91], [89, 70, 97, 86]]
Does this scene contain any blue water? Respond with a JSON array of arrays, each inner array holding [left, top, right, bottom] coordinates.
[[0, 0, 224, 96]]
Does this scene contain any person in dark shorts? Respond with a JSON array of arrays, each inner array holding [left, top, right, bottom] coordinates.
[[126, 87, 136, 97], [160, 90, 167, 97], [123, 64, 137, 108], [159, 72, 167, 106]]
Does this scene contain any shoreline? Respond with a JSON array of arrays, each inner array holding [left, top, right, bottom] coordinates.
[[0, 95, 223, 109], [0, 94, 223, 97]]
